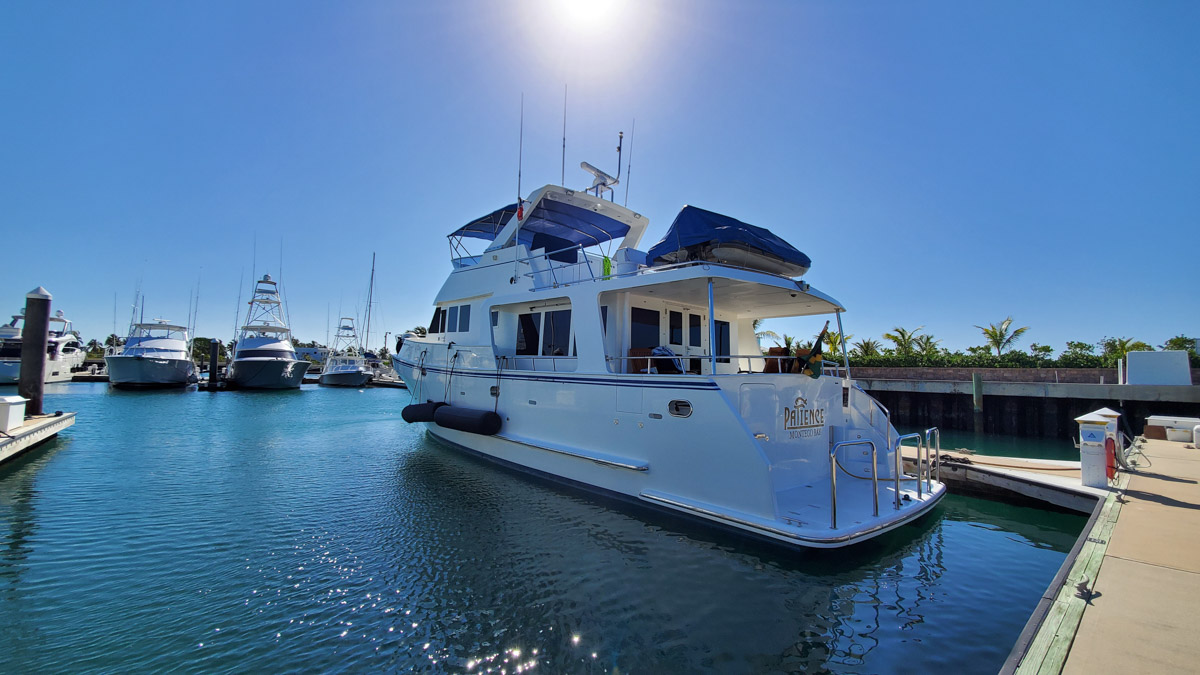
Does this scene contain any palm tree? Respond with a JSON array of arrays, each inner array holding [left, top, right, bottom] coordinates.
[[851, 338, 882, 358], [975, 317, 1029, 356], [914, 334, 941, 357], [775, 334, 797, 354], [823, 331, 852, 356], [410, 325, 428, 337], [883, 326, 924, 357], [753, 318, 779, 345]]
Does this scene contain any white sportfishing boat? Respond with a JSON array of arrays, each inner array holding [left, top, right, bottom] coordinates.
[[393, 168, 945, 549], [0, 309, 86, 384], [319, 317, 371, 387], [105, 318, 196, 388], [227, 274, 306, 390]]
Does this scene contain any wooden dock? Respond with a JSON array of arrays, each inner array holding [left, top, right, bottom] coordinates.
[[1005, 438, 1200, 673], [0, 413, 76, 464]]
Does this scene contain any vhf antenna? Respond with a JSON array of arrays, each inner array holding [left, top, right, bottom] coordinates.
[[517, 93, 524, 207], [561, 85, 567, 185], [614, 131, 623, 202], [624, 118, 635, 207]]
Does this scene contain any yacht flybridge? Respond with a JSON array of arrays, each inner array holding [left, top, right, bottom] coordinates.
[[394, 177, 945, 549], [227, 274, 306, 390]]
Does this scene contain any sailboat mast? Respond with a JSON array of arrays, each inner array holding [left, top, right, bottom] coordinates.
[[363, 253, 375, 352]]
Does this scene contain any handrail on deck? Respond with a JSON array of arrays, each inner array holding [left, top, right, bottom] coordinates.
[[894, 433, 924, 507], [924, 427, 941, 485], [829, 439, 879, 530]]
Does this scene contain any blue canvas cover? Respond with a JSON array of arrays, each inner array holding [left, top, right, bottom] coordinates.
[[645, 206, 812, 277], [450, 196, 631, 252], [449, 203, 519, 241]]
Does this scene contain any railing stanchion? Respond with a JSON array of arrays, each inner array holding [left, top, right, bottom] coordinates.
[[828, 439, 879, 530]]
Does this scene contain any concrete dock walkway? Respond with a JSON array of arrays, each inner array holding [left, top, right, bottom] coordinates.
[[1008, 438, 1200, 673], [0, 413, 76, 464]]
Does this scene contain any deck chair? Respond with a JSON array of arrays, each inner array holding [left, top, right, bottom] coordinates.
[[628, 348, 653, 374], [763, 347, 789, 373]]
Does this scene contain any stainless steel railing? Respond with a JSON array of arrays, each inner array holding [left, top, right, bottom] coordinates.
[[894, 433, 924, 505], [829, 439, 879, 529], [924, 427, 941, 485]]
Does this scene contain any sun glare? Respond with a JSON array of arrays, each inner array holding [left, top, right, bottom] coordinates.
[[547, 0, 627, 36]]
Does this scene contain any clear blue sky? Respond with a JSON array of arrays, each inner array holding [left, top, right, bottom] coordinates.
[[2, 1, 1196, 355]]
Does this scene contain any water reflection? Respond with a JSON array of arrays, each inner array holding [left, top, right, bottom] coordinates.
[[381, 437, 1079, 673]]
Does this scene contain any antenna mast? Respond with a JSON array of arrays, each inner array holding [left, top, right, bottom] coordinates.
[[364, 252, 376, 352], [624, 118, 635, 207], [561, 85, 567, 185], [517, 93, 524, 205], [614, 131, 624, 202]]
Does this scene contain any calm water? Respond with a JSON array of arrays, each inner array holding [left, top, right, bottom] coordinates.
[[0, 383, 1084, 673], [900, 427, 1080, 462]]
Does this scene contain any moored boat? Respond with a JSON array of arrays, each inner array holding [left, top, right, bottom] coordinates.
[[393, 171, 945, 549], [227, 275, 306, 390], [319, 317, 371, 387], [0, 309, 86, 384], [105, 318, 196, 388]]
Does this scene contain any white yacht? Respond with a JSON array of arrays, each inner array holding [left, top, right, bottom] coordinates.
[[105, 318, 196, 388], [227, 274, 306, 390], [0, 309, 86, 384], [393, 175, 945, 549], [319, 317, 371, 387]]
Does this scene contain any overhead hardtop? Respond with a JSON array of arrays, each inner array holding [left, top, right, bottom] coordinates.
[[241, 324, 291, 334], [133, 321, 188, 332], [450, 185, 649, 253], [646, 206, 812, 278]]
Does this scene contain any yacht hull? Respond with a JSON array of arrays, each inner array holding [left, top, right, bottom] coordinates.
[[0, 356, 86, 384], [397, 346, 945, 550], [105, 356, 195, 388], [227, 359, 306, 390], [319, 371, 372, 387]]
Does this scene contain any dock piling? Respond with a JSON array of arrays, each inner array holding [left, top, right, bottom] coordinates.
[[972, 372, 984, 433], [18, 287, 52, 416], [208, 340, 220, 391]]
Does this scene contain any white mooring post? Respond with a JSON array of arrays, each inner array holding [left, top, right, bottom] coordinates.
[[1075, 411, 1111, 488]]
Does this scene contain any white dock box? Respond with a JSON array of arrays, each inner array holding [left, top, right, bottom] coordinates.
[[0, 396, 28, 433]]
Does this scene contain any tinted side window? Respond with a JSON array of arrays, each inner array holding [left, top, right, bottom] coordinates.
[[446, 306, 459, 333], [458, 305, 471, 332], [541, 309, 571, 356], [429, 308, 442, 334], [715, 320, 731, 363], [516, 313, 541, 356], [630, 307, 660, 349], [689, 314, 702, 346], [669, 311, 683, 345]]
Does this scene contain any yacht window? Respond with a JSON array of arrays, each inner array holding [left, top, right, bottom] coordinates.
[[631, 308, 660, 349], [458, 305, 471, 332], [429, 308, 443, 334], [600, 306, 609, 336], [715, 320, 731, 363], [0, 342, 20, 358], [541, 309, 571, 357], [446, 306, 459, 333], [669, 311, 683, 345], [491, 311, 498, 327], [689, 315, 702, 347], [516, 312, 541, 356], [237, 349, 296, 359]]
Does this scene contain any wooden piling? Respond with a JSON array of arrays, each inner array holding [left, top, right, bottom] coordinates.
[[18, 287, 52, 416], [208, 340, 220, 391], [972, 371, 984, 433]]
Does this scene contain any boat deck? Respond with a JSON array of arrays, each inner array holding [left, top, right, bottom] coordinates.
[[0, 413, 76, 465], [1008, 438, 1200, 673]]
